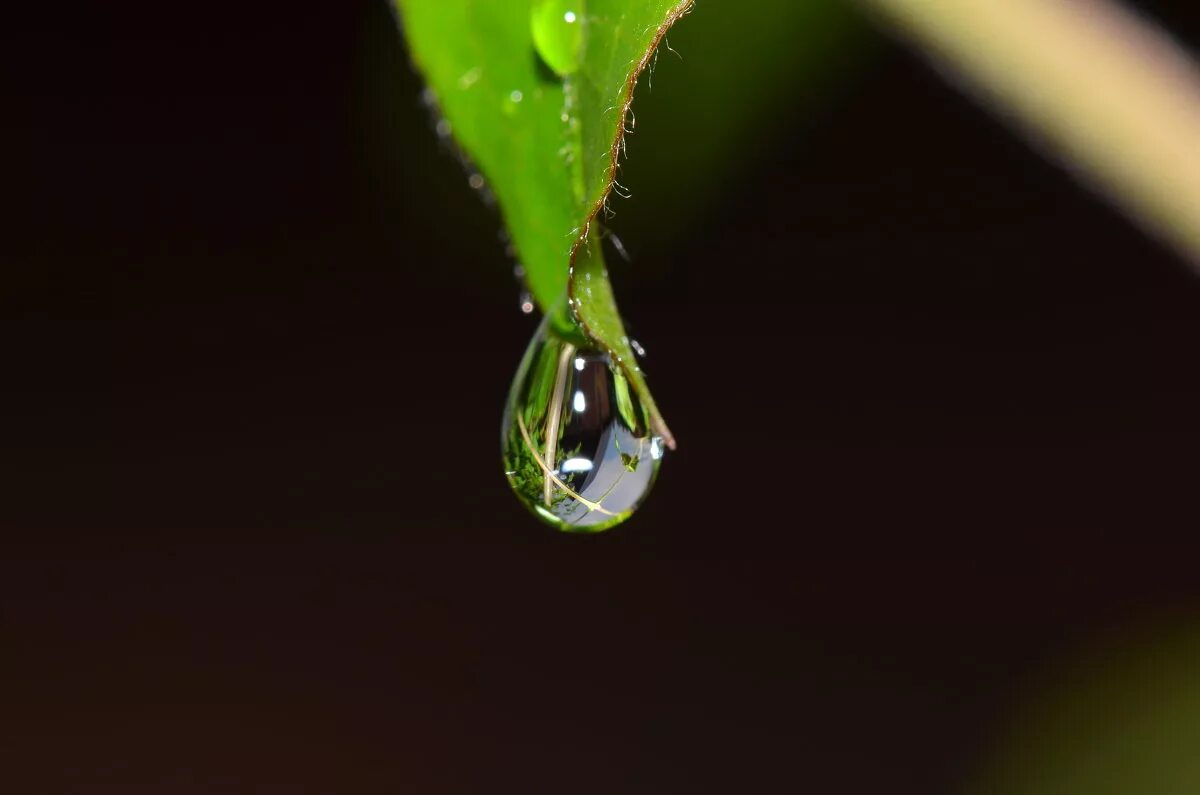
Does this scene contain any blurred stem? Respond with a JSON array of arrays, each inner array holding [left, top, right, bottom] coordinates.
[[861, 0, 1200, 268]]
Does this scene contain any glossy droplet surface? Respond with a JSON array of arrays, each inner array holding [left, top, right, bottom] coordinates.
[[502, 314, 663, 532], [530, 0, 584, 77]]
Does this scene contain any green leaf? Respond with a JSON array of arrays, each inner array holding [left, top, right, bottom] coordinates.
[[971, 624, 1200, 794], [393, 0, 689, 447]]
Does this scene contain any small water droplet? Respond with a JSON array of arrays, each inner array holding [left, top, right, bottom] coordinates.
[[435, 118, 452, 138], [519, 292, 535, 314], [458, 67, 483, 91], [468, 173, 486, 190], [629, 339, 646, 358], [502, 312, 663, 532], [530, 0, 584, 77], [502, 89, 524, 117]]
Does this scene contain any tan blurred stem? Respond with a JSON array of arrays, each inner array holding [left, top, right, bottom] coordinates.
[[860, 0, 1200, 268]]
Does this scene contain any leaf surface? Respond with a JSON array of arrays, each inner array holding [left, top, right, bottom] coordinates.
[[394, 0, 691, 446]]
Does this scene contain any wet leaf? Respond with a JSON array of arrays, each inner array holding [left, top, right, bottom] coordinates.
[[393, 0, 691, 447]]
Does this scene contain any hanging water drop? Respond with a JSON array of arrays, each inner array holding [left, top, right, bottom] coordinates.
[[530, 0, 584, 77], [501, 311, 663, 532]]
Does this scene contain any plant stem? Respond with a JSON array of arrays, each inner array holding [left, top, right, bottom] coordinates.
[[516, 414, 615, 516], [543, 341, 575, 507], [860, 0, 1200, 267]]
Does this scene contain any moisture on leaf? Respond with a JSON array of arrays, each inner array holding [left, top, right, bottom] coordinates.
[[393, 0, 691, 449], [530, 0, 585, 77], [501, 315, 663, 532]]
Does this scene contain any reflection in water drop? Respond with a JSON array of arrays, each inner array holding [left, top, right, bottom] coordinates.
[[502, 313, 663, 532], [530, 0, 584, 77]]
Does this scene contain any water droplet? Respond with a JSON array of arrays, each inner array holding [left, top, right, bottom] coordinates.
[[468, 173, 486, 190], [502, 89, 524, 117], [502, 313, 663, 532], [458, 67, 482, 91], [530, 1, 584, 77]]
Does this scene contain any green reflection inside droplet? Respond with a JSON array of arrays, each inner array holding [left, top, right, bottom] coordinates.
[[502, 307, 663, 533], [530, 0, 584, 77]]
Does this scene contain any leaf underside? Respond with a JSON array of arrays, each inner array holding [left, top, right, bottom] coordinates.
[[394, 0, 692, 448]]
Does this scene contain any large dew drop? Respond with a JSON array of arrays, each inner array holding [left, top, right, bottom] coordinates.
[[502, 313, 664, 532], [530, 0, 584, 77]]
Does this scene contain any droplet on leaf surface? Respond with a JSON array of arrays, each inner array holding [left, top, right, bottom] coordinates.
[[530, 0, 584, 77], [502, 312, 663, 532]]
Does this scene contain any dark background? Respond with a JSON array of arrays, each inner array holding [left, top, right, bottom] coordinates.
[[4, 1, 1200, 792]]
